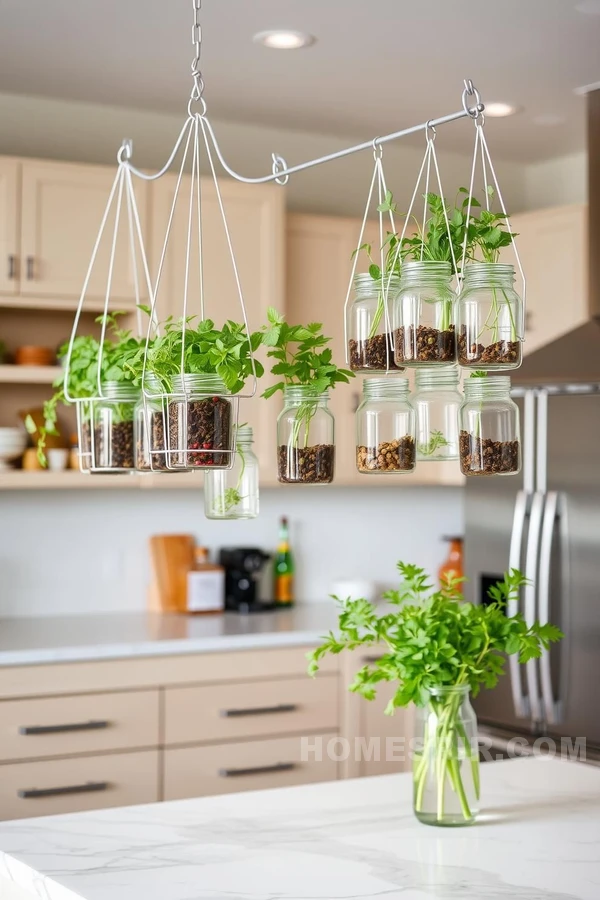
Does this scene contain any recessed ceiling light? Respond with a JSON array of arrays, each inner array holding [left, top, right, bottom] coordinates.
[[253, 30, 315, 50], [575, 0, 600, 14], [532, 113, 566, 127], [484, 102, 521, 118]]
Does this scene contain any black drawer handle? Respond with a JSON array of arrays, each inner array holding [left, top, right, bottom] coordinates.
[[363, 655, 385, 663], [18, 781, 109, 799], [19, 720, 110, 736], [219, 704, 298, 718], [218, 762, 295, 778]]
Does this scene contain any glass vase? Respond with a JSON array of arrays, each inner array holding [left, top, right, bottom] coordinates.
[[204, 425, 259, 519], [413, 685, 480, 827]]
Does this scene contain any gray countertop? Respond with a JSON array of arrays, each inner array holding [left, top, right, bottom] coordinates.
[[0, 606, 339, 667]]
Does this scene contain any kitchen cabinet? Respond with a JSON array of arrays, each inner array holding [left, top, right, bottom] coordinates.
[[0, 159, 20, 296], [150, 176, 285, 484], [19, 159, 148, 305], [503, 204, 588, 356]]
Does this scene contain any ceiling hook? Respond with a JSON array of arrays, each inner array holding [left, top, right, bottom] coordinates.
[[117, 139, 133, 164], [271, 153, 289, 185], [462, 78, 484, 119], [372, 138, 383, 160], [425, 121, 436, 143]]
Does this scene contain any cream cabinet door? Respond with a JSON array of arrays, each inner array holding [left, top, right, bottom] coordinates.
[[503, 204, 588, 356], [0, 159, 20, 296], [20, 160, 149, 304], [150, 176, 285, 483]]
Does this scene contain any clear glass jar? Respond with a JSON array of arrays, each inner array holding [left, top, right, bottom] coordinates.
[[356, 377, 416, 474], [277, 386, 334, 484], [413, 685, 480, 827], [457, 263, 523, 369], [134, 375, 168, 472], [393, 261, 456, 366], [412, 366, 461, 461], [75, 400, 93, 473], [204, 425, 259, 519], [168, 374, 234, 470], [93, 382, 138, 472], [347, 273, 403, 372], [459, 376, 520, 476]]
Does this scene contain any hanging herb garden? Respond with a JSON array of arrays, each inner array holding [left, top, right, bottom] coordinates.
[[262, 308, 353, 484]]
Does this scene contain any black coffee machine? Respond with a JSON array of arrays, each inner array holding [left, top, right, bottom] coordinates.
[[219, 547, 272, 613]]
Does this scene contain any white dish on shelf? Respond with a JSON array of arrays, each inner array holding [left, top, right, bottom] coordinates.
[[0, 427, 26, 470]]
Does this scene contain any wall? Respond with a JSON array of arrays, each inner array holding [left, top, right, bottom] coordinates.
[[525, 151, 587, 210], [0, 486, 463, 617], [0, 92, 528, 217]]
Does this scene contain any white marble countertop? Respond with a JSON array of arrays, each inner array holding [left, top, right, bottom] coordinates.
[[0, 757, 599, 900], [0, 608, 338, 667]]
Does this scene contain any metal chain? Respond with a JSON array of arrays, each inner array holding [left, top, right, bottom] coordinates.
[[190, 0, 204, 103]]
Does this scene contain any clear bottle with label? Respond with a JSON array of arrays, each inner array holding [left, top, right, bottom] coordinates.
[[93, 382, 138, 472], [168, 373, 234, 470], [356, 377, 416, 474], [457, 263, 523, 370], [412, 366, 462, 461], [347, 273, 403, 372], [393, 261, 456, 366], [204, 425, 259, 519], [459, 376, 520, 476], [277, 386, 335, 484]]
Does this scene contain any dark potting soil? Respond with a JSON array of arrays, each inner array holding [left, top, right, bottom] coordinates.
[[96, 420, 135, 470], [348, 334, 404, 371], [458, 327, 520, 366], [168, 396, 232, 467], [277, 444, 335, 483], [395, 325, 456, 363], [459, 430, 519, 475], [357, 437, 415, 472]]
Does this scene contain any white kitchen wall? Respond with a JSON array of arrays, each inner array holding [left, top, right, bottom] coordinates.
[[0, 486, 463, 617], [525, 150, 587, 210], [0, 92, 528, 217]]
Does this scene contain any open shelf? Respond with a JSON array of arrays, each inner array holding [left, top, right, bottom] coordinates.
[[0, 364, 62, 384], [0, 470, 204, 490]]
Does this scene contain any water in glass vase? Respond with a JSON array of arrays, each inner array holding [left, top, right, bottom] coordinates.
[[412, 685, 480, 826]]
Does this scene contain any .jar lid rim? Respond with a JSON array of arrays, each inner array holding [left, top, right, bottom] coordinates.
[[354, 272, 401, 289], [415, 365, 460, 386], [236, 425, 253, 442], [101, 380, 139, 400], [363, 376, 410, 398], [463, 262, 515, 277], [284, 384, 329, 398], [172, 373, 228, 393]]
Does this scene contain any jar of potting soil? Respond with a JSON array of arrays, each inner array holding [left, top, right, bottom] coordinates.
[[393, 261, 456, 366], [347, 273, 403, 372], [204, 425, 259, 519], [168, 374, 234, 470], [93, 382, 138, 472], [457, 263, 523, 370], [277, 386, 334, 484], [412, 366, 462, 461], [459, 376, 520, 476], [134, 375, 169, 472], [356, 377, 416, 474]]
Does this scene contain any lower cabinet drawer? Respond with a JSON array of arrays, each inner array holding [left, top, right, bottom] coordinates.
[[0, 750, 159, 820], [164, 675, 338, 746], [163, 734, 338, 800], [0, 690, 160, 762]]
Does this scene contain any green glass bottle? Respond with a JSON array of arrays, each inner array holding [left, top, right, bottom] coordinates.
[[274, 516, 294, 607]]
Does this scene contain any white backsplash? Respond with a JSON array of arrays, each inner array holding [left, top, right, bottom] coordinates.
[[0, 486, 463, 617]]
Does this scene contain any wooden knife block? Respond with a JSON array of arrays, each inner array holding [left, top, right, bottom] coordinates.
[[149, 534, 196, 613]]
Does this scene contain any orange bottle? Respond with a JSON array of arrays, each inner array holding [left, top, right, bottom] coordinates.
[[439, 536, 463, 590]]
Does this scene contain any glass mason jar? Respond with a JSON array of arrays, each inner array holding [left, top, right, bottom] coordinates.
[[459, 376, 520, 476], [356, 377, 416, 474], [413, 685, 480, 827], [347, 273, 404, 372], [204, 425, 259, 519], [168, 374, 234, 470], [134, 375, 169, 472], [93, 382, 138, 472], [412, 366, 461, 461], [393, 261, 456, 366], [75, 400, 93, 473], [457, 263, 523, 369], [277, 385, 334, 484]]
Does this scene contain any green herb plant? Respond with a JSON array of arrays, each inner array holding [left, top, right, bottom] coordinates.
[[308, 562, 562, 824], [261, 307, 353, 450], [417, 429, 450, 458], [210, 424, 249, 516]]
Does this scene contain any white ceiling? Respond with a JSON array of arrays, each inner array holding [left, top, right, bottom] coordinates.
[[1, 0, 599, 163]]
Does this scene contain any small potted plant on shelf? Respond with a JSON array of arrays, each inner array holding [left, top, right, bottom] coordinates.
[[141, 318, 263, 470], [308, 562, 562, 826], [456, 187, 522, 370], [262, 308, 354, 484]]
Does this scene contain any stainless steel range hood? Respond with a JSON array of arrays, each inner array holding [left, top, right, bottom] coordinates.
[[513, 89, 600, 386]]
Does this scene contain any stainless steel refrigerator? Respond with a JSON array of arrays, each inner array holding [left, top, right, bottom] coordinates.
[[465, 359, 600, 763]]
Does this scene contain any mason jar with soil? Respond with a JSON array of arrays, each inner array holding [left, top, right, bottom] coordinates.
[[347, 273, 404, 372], [167, 374, 234, 470], [459, 376, 520, 476], [134, 375, 169, 472], [356, 376, 416, 474], [277, 386, 335, 484], [92, 383, 138, 472], [393, 261, 457, 366], [457, 263, 523, 370]]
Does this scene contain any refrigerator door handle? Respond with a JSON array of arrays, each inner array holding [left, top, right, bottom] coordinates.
[[524, 491, 545, 723], [508, 489, 531, 719], [538, 491, 569, 726]]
